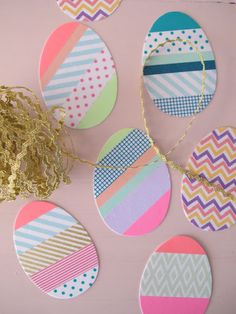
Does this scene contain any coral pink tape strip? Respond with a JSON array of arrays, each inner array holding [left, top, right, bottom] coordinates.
[[140, 296, 210, 314]]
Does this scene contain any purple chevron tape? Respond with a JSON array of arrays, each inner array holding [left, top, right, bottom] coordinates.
[[56, 0, 122, 22], [192, 150, 236, 166], [181, 127, 236, 231]]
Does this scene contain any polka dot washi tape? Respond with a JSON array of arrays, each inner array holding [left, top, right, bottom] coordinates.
[[39, 22, 117, 129], [14, 201, 99, 299], [142, 11, 217, 117]]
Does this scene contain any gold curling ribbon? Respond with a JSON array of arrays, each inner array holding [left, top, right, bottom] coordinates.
[[0, 38, 235, 202], [0, 86, 71, 201]]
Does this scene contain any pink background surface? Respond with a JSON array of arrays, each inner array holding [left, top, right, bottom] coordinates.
[[0, 0, 236, 313]]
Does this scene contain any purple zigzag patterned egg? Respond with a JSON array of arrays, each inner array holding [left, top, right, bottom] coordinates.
[[93, 128, 171, 236], [39, 22, 117, 129], [181, 127, 236, 231], [56, 0, 122, 22], [14, 201, 99, 299]]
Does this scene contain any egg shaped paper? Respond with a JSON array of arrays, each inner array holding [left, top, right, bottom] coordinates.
[[39, 22, 117, 129], [93, 128, 171, 236], [139, 236, 212, 314], [14, 201, 99, 299], [56, 0, 122, 22], [181, 127, 236, 231], [142, 11, 217, 117]]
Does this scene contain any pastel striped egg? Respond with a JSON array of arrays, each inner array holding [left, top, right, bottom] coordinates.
[[93, 128, 171, 236], [142, 11, 217, 117], [14, 201, 99, 299], [139, 236, 212, 314], [56, 0, 122, 22], [39, 22, 117, 129], [181, 127, 236, 231]]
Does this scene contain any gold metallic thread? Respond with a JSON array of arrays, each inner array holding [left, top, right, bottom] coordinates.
[[0, 38, 235, 202]]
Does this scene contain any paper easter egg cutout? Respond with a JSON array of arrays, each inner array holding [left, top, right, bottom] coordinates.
[[56, 0, 122, 22], [142, 11, 217, 117], [93, 128, 171, 236], [181, 127, 236, 231], [39, 22, 117, 129], [14, 201, 99, 299], [139, 236, 212, 314]]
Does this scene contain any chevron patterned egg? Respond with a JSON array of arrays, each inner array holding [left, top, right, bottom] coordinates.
[[39, 22, 117, 129], [93, 128, 171, 236], [139, 236, 212, 314], [142, 11, 217, 117], [56, 0, 122, 22], [181, 127, 236, 231], [14, 201, 99, 299]]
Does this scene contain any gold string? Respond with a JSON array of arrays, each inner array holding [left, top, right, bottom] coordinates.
[[0, 38, 235, 202], [141, 38, 235, 201], [68, 38, 236, 202], [66, 38, 206, 166]]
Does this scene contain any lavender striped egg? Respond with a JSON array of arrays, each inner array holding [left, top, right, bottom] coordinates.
[[93, 128, 171, 236]]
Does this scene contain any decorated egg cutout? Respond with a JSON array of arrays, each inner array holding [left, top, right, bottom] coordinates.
[[142, 11, 217, 117], [181, 127, 236, 231], [39, 22, 117, 129], [14, 201, 99, 299], [93, 128, 171, 236], [139, 236, 212, 314], [56, 0, 122, 22]]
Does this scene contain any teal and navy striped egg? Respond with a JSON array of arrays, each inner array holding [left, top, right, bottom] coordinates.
[[93, 128, 171, 236], [142, 11, 217, 117]]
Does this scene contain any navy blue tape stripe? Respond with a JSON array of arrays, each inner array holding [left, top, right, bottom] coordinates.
[[144, 60, 216, 75]]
